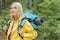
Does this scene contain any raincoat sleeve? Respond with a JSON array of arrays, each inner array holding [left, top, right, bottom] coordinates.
[[3, 20, 10, 37], [23, 21, 38, 39], [3, 25, 8, 37]]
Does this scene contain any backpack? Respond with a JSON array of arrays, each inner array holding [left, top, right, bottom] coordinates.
[[6, 12, 44, 31]]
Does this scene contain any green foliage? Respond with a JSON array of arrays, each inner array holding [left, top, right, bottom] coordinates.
[[1, 0, 60, 40], [0, 9, 10, 32]]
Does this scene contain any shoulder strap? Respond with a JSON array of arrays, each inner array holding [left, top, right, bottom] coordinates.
[[18, 17, 27, 30], [6, 20, 11, 28], [5, 20, 11, 31]]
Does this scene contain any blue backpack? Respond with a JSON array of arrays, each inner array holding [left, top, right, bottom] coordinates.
[[18, 12, 38, 30]]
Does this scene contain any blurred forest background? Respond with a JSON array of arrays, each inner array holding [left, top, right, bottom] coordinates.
[[0, 0, 60, 40]]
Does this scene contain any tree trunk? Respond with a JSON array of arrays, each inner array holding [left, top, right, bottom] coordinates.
[[28, 0, 32, 10], [0, 0, 2, 16], [5, 0, 7, 8]]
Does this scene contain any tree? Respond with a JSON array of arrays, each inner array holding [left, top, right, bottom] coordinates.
[[28, 0, 32, 10], [0, 0, 2, 16]]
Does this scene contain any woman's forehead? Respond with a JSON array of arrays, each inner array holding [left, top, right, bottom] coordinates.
[[11, 4, 18, 8], [11, 3, 22, 8]]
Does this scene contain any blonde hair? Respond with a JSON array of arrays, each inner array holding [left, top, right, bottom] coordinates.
[[10, 2, 24, 20]]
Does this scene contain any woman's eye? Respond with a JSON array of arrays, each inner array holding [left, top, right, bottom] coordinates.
[[10, 7, 17, 9], [14, 7, 17, 9]]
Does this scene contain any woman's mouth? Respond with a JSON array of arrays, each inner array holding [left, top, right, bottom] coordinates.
[[11, 11, 15, 14]]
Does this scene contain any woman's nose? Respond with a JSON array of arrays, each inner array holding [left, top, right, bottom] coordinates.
[[10, 9, 15, 13]]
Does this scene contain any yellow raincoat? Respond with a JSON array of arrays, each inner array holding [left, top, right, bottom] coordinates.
[[5, 17, 38, 40]]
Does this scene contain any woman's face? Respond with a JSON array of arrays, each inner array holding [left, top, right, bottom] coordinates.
[[10, 4, 20, 16]]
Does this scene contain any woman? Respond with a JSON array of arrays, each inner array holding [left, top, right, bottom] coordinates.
[[3, 2, 38, 40]]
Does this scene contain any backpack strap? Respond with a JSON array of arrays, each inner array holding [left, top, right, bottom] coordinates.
[[18, 17, 27, 30], [18, 17, 27, 37], [6, 20, 11, 31]]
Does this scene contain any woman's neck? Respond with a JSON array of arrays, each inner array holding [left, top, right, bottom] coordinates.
[[13, 15, 20, 21], [13, 13, 25, 21]]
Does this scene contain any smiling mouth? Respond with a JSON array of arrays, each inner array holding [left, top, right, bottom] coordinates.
[[11, 11, 15, 14]]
